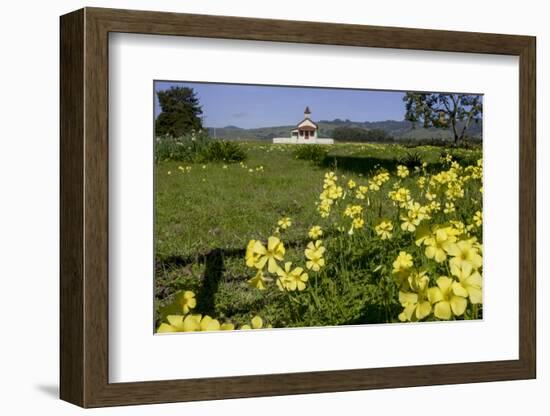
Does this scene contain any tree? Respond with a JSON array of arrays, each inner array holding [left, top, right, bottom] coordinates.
[[403, 93, 482, 144], [155, 86, 203, 137]]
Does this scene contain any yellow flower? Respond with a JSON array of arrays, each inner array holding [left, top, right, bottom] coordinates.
[[352, 217, 364, 229], [396, 165, 409, 178], [276, 262, 309, 291], [245, 239, 259, 267], [252, 236, 286, 273], [428, 276, 468, 320], [158, 314, 204, 333], [344, 204, 363, 218], [445, 239, 483, 270], [278, 217, 292, 229], [444, 201, 456, 214], [400, 202, 428, 232], [183, 314, 203, 331], [220, 322, 235, 330], [251, 315, 263, 329], [428, 201, 441, 213], [248, 270, 268, 290], [308, 225, 323, 239], [398, 270, 431, 321], [424, 227, 456, 263], [473, 210, 482, 227], [180, 291, 197, 314], [241, 315, 264, 330], [392, 251, 413, 286], [200, 315, 221, 331], [374, 219, 393, 240], [305, 240, 326, 272], [325, 171, 337, 182], [157, 315, 185, 333], [388, 187, 411, 208], [392, 251, 413, 273], [450, 263, 483, 304]]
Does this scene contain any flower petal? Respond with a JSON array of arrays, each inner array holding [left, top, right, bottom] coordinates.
[[434, 301, 452, 320], [450, 296, 467, 316]]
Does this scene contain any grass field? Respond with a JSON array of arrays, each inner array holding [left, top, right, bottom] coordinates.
[[155, 141, 483, 331]]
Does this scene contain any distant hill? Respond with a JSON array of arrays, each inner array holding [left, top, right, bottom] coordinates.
[[207, 118, 482, 142]]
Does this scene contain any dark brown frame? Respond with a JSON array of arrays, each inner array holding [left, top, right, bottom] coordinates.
[[60, 7, 536, 408]]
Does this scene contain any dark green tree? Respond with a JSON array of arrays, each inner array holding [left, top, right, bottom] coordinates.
[[403, 93, 482, 144], [155, 86, 203, 137]]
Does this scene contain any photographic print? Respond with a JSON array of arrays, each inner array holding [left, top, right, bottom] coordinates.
[[154, 81, 483, 333]]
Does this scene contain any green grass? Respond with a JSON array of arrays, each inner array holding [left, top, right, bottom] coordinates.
[[155, 141, 482, 328]]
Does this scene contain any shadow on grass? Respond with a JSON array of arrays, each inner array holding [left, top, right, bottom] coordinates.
[[195, 248, 224, 315], [343, 302, 399, 326], [321, 155, 400, 175], [320, 155, 450, 175], [157, 247, 245, 271]]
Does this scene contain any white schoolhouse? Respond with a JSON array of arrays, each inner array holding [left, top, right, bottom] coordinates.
[[273, 107, 334, 144]]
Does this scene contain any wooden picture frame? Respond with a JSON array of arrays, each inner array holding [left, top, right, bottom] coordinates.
[[60, 7, 536, 408]]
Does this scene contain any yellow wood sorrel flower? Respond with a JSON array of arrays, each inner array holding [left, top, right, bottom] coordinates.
[[375, 219, 393, 240], [424, 227, 456, 263], [428, 276, 468, 320], [157, 314, 203, 333], [308, 225, 323, 239], [245, 239, 259, 267], [392, 251, 414, 289], [400, 202, 428, 232], [398, 270, 431, 321], [241, 315, 264, 330], [450, 263, 482, 304], [179, 290, 197, 314], [445, 239, 483, 271], [473, 210, 483, 227], [251, 236, 286, 273], [277, 217, 292, 229], [305, 240, 326, 272], [251, 315, 263, 329], [200, 315, 221, 331], [276, 262, 309, 291], [396, 165, 409, 178], [248, 270, 268, 290], [392, 251, 413, 274]]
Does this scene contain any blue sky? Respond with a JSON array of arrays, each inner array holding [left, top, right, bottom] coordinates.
[[154, 81, 408, 128]]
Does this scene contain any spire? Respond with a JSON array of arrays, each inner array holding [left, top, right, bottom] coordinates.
[[304, 106, 311, 119]]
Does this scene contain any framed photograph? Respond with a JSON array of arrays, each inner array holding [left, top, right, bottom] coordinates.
[[60, 7, 536, 408]]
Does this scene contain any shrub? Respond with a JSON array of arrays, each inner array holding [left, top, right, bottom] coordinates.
[[199, 140, 247, 163], [399, 151, 423, 169], [293, 145, 329, 164], [155, 131, 247, 163], [155, 130, 211, 163], [332, 127, 393, 143], [401, 137, 482, 149]]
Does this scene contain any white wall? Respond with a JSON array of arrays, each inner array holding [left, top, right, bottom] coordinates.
[[0, 0, 546, 414]]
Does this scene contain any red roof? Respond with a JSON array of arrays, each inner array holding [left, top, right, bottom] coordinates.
[[298, 126, 316, 131]]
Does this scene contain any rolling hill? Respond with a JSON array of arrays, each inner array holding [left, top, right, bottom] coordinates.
[[206, 118, 482, 142]]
